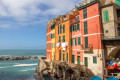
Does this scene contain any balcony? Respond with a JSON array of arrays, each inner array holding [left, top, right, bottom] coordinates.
[[81, 44, 93, 50]]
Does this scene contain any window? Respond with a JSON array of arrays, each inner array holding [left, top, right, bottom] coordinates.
[[51, 34, 52, 39], [78, 37, 81, 45], [58, 25, 59, 34], [85, 37, 88, 48], [73, 38, 76, 46], [67, 52, 68, 62], [77, 16, 79, 21], [75, 25, 77, 31], [59, 51, 61, 60], [63, 35, 65, 42], [72, 55, 75, 63], [63, 24, 65, 33], [103, 10, 109, 22], [73, 26, 75, 31], [59, 36, 61, 42], [77, 24, 80, 30], [84, 21, 88, 34], [118, 27, 120, 36], [93, 56, 97, 64], [83, 8, 87, 19], [60, 25, 62, 34], [117, 9, 120, 17]]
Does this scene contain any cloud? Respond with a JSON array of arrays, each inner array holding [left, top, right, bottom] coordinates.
[[0, 0, 84, 28]]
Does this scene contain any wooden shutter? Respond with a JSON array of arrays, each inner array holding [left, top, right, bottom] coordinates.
[[63, 35, 65, 42], [72, 55, 75, 63], [78, 37, 81, 45], [77, 24, 80, 30], [60, 25, 61, 34], [93, 56, 97, 63], [83, 8, 87, 19], [84, 21, 88, 34], [75, 25, 77, 31], [67, 53, 68, 62], [63, 24, 65, 33], [59, 51, 61, 60], [58, 25, 59, 34], [103, 10, 109, 22], [85, 37, 88, 48], [77, 16, 79, 21]]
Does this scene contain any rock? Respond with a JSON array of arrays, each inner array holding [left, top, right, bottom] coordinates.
[[0, 56, 38, 61]]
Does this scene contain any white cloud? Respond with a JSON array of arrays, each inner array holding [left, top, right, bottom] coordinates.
[[0, 0, 84, 28]]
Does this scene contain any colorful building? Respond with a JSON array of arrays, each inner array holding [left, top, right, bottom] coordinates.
[[46, 0, 120, 79], [55, 15, 74, 62], [51, 19, 56, 61], [46, 20, 52, 61]]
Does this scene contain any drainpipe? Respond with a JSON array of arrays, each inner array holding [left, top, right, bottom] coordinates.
[[98, 0, 106, 79]]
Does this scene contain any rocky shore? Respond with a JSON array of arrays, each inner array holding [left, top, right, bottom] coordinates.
[[0, 56, 38, 60]]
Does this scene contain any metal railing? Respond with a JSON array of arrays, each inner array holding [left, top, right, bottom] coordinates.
[[81, 44, 93, 50]]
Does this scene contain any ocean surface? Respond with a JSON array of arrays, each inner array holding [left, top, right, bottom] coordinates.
[[0, 50, 46, 80]]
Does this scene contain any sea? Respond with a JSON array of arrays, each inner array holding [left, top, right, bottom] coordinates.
[[0, 50, 46, 80]]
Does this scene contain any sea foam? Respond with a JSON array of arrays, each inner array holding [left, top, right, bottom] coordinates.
[[13, 63, 38, 67]]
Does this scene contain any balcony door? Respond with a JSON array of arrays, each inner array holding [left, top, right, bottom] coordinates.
[[84, 57, 88, 67]]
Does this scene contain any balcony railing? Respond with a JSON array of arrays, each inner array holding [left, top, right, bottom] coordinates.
[[81, 44, 93, 50]]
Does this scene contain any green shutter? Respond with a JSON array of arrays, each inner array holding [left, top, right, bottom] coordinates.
[[83, 8, 87, 19], [84, 21, 88, 34], [77, 24, 80, 30], [103, 10, 109, 22], [58, 25, 59, 34], [51, 34, 52, 38], [63, 24, 65, 33], [75, 25, 77, 31], [93, 56, 97, 64], [78, 37, 81, 45], [59, 51, 61, 60], [75, 38, 76, 45], [63, 54, 65, 61], [72, 55, 75, 63], [78, 56, 80, 64], [70, 26, 72, 32], [73, 26, 74, 31], [59, 36, 61, 42], [67, 53, 68, 62], [115, 0, 120, 6], [85, 37, 88, 48], [63, 35, 65, 42], [77, 16, 79, 21], [60, 25, 61, 34]]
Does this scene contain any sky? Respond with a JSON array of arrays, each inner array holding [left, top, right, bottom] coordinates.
[[0, 0, 83, 50]]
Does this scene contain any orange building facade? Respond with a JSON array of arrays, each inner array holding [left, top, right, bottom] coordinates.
[[55, 15, 73, 62]]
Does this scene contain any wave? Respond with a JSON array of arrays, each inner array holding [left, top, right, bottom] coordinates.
[[0, 55, 11, 56], [0, 67, 4, 69], [13, 63, 38, 67], [21, 68, 35, 72]]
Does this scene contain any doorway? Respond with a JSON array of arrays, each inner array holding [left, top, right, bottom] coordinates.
[[84, 57, 88, 67]]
